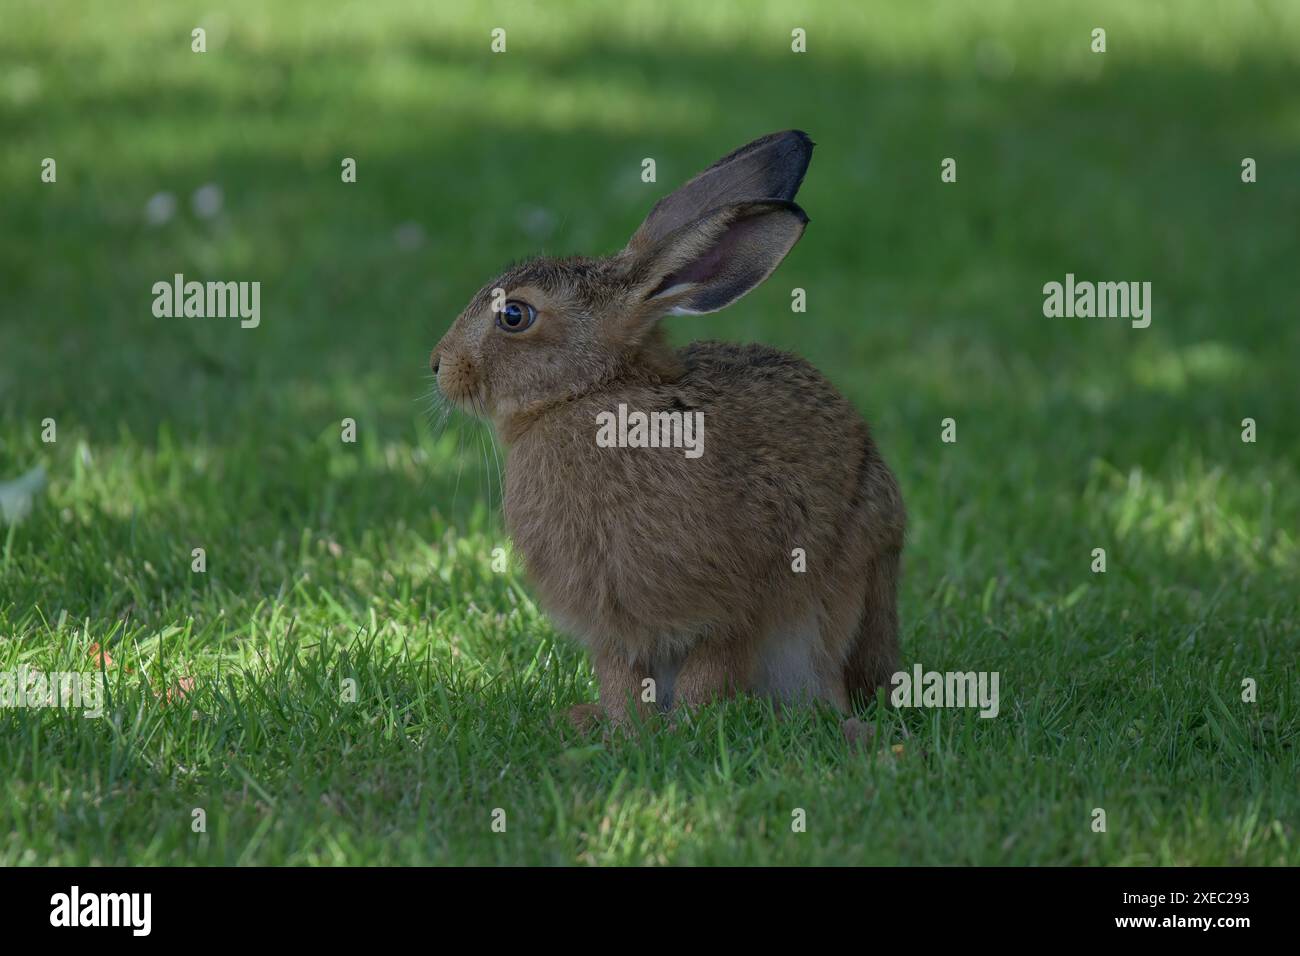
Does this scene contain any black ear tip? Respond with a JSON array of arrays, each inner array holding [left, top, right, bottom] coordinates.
[[781, 130, 815, 156], [780, 133, 814, 199]]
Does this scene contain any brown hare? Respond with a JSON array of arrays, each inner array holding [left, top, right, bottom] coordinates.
[[431, 131, 905, 734]]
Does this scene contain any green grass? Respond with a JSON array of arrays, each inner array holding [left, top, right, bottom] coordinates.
[[1, 0, 1298, 865]]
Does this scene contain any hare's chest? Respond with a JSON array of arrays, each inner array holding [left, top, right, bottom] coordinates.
[[502, 436, 615, 575], [503, 423, 690, 554], [501, 435, 658, 633]]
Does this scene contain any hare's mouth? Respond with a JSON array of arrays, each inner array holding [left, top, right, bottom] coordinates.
[[437, 382, 491, 418], [433, 358, 490, 417]]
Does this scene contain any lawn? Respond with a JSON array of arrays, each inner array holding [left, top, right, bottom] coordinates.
[[1, 0, 1297, 865]]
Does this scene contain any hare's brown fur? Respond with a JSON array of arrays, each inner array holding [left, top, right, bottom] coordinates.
[[432, 131, 904, 725], [502, 338, 903, 716]]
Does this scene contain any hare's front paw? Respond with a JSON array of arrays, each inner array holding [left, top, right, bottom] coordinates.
[[841, 717, 877, 751], [563, 703, 603, 734]]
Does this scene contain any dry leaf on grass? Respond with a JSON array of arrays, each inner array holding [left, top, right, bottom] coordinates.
[[87, 643, 113, 669], [163, 676, 196, 703]]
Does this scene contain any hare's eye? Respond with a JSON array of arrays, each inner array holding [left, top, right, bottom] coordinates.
[[496, 300, 537, 333]]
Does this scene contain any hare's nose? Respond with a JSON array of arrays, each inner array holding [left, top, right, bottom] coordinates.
[[430, 349, 441, 374]]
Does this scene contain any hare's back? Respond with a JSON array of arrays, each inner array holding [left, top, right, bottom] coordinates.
[[674, 340, 867, 446]]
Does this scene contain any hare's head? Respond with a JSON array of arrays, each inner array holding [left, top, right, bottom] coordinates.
[[431, 131, 813, 424]]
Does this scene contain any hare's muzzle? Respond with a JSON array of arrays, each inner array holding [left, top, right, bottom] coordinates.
[[430, 346, 484, 414]]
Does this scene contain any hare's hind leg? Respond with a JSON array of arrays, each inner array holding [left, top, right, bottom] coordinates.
[[842, 544, 902, 712]]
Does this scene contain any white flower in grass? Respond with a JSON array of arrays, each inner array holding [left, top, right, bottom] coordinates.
[[192, 183, 223, 219], [0, 465, 47, 525], [394, 221, 426, 251], [144, 191, 177, 226]]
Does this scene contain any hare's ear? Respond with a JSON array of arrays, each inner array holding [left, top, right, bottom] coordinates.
[[626, 199, 807, 317], [627, 130, 813, 252]]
